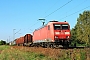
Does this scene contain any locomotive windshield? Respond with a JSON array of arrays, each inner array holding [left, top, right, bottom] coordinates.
[[54, 24, 69, 30], [54, 24, 61, 30], [62, 24, 69, 30]]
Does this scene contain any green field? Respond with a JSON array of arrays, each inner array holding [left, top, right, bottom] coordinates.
[[0, 45, 51, 60], [0, 45, 90, 60]]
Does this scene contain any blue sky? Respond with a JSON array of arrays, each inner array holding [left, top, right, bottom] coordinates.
[[0, 0, 90, 42]]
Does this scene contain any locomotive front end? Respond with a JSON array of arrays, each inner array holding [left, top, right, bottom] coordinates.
[[53, 22, 70, 46]]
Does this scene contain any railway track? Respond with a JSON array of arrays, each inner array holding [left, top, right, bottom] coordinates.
[[11, 45, 90, 50]]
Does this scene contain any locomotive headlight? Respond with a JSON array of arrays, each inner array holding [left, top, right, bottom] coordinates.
[[55, 36, 58, 38], [55, 32, 60, 34], [68, 36, 69, 38], [65, 32, 70, 34], [66, 36, 69, 39]]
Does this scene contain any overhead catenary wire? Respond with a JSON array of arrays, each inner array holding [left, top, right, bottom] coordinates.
[[22, 0, 82, 34], [61, 0, 88, 16], [15, 29, 21, 34], [21, 0, 73, 33], [21, 20, 39, 34], [44, 0, 73, 18], [40, 0, 61, 23], [21, 0, 89, 35], [20, 1, 60, 33], [41, 0, 60, 17], [60, 6, 90, 20]]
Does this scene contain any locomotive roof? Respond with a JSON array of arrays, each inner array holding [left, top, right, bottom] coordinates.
[[34, 21, 69, 31], [47, 21, 69, 26]]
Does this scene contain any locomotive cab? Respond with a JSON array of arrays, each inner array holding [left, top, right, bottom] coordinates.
[[53, 22, 70, 46], [54, 24, 70, 40]]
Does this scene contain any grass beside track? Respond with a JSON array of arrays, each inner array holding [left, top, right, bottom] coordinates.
[[0, 45, 10, 50], [0, 45, 51, 60], [0, 45, 90, 60]]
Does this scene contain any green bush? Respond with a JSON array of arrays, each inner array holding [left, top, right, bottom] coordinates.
[[0, 40, 6, 45]]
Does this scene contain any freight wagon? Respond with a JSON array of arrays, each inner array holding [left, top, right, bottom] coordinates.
[[16, 36, 24, 46], [24, 34, 33, 46]]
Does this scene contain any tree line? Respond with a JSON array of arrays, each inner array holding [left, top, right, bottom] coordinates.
[[71, 10, 90, 47], [0, 40, 6, 45]]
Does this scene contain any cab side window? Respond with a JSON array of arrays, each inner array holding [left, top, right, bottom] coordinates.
[[48, 25, 50, 30]]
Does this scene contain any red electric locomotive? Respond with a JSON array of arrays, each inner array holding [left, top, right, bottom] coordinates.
[[33, 21, 70, 47]]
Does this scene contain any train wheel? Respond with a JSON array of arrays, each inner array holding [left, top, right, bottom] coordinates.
[[46, 44, 50, 48], [63, 44, 69, 48], [50, 44, 54, 48]]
